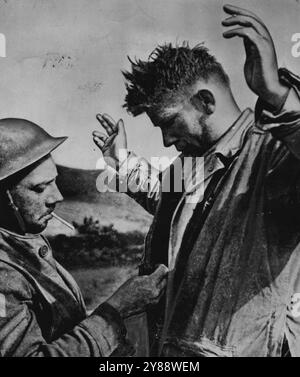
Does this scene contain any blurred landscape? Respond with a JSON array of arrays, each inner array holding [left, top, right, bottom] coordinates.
[[45, 164, 152, 310], [48, 165, 152, 235]]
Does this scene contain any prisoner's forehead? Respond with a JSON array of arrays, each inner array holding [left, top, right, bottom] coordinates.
[[150, 92, 188, 118], [149, 83, 200, 119], [148, 102, 183, 124]]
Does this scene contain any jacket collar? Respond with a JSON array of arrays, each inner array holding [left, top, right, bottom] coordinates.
[[0, 226, 56, 272], [0, 227, 84, 307], [212, 108, 254, 163]]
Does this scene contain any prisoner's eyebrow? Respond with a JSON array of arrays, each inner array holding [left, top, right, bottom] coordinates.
[[152, 111, 177, 128], [161, 114, 177, 127]]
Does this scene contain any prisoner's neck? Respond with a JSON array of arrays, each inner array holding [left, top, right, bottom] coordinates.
[[206, 86, 242, 144]]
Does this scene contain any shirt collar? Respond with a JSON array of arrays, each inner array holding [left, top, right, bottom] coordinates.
[[183, 108, 254, 195], [208, 108, 254, 164], [180, 107, 254, 163]]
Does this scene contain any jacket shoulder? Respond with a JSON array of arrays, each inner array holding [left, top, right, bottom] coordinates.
[[0, 236, 33, 299], [0, 260, 33, 301]]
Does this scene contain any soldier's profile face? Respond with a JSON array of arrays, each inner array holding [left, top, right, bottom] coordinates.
[[10, 155, 63, 234]]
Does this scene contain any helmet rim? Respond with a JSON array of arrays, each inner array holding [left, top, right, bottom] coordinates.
[[0, 118, 67, 181]]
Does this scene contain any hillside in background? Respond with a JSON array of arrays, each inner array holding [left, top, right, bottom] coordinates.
[[45, 165, 152, 236]]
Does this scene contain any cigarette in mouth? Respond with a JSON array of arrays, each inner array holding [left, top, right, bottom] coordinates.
[[52, 212, 75, 231]]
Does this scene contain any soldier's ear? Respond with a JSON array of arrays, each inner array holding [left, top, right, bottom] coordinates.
[[190, 89, 215, 115]]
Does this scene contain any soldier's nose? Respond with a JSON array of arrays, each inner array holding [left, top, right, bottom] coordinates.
[[48, 185, 63, 205]]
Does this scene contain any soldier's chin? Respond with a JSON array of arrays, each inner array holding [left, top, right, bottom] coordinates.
[[27, 219, 49, 234]]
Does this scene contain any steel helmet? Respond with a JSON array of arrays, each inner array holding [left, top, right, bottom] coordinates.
[[0, 118, 67, 181]]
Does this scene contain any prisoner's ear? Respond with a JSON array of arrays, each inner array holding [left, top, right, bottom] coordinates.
[[190, 89, 215, 115]]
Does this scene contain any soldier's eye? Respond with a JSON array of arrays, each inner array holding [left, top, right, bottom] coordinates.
[[31, 178, 56, 193], [33, 186, 45, 193]]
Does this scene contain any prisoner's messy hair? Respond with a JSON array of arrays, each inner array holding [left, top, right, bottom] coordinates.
[[123, 42, 230, 116]]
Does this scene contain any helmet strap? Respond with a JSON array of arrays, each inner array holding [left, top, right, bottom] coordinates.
[[6, 190, 26, 235]]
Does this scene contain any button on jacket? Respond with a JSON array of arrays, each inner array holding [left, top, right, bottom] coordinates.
[[0, 228, 133, 357], [118, 69, 300, 356]]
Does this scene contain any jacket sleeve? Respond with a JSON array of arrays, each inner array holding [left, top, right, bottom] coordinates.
[[255, 69, 300, 211], [255, 68, 300, 160], [0, 263, 134, 357]]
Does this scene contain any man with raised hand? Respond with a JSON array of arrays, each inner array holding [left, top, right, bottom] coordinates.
[[93, 5, 300, 356]]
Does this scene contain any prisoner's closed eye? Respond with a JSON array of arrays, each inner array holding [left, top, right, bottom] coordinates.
[[161, 115, 177, 129]]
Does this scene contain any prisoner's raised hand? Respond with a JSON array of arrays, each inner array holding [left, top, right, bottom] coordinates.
[[222, 4, 289, 110], [93, 113, 128, 169], [105, 264, 169, 318]]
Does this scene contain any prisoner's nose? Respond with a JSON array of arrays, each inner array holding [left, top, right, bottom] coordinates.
[[162, 131, 177, 148]]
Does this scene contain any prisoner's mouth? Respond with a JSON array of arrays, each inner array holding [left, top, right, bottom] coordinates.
[[175, 143, 187, 152]]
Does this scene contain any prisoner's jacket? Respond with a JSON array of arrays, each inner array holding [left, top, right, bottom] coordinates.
[[0, 228, 133, 357], [119, 69, 300, 356]]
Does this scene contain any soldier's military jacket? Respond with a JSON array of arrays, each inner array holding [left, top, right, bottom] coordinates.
[[0, 227, 133, 357]]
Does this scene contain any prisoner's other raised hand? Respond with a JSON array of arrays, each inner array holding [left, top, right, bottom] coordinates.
[[105, 264, 169, 318], [222, 4, 289, 110], [93, 113, 128, 169]]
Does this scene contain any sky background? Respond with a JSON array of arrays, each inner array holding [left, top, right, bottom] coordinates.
[[0, 0, 298, 169]]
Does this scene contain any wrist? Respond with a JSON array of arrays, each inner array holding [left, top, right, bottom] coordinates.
[[103, 149, 129, 170], [93, 301, 127, 337], [118, 149, 131, 170], [106, 295, 141, 319], [263, 82, 290, 113], [106, 295, 127, 318]]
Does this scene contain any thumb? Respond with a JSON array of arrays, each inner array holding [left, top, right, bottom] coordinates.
[[117, 119, 127, 142], [151, 264, 169, 283]]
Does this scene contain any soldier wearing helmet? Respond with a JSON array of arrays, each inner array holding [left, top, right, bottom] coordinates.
[[0, 118, 168, 357], [0, 118, 67, 235]]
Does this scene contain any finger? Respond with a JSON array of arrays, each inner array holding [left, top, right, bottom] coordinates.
[[222, 15, 265, 36], [104, 133, 117, 148], [223, 27, 257, 42], [151, 264, 169, 282], [117, 118, 125, 135], [102, 113, 118, 133], [117, 119, 127, 143], [96, 113, 114, 136], [92, 131, 108, 141], [93, 136, 105, 149], [223, 4, 264, 25]]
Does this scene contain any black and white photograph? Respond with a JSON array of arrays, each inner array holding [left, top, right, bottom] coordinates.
[[0, 0, 299, 360]]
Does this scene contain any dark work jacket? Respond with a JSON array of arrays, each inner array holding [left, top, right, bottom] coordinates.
[[123, 69, 300, 356]]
